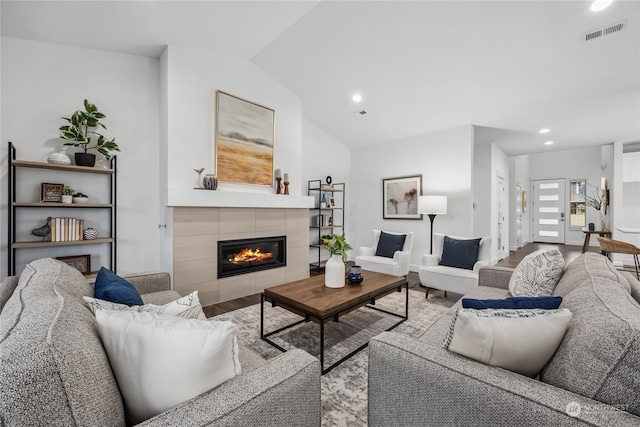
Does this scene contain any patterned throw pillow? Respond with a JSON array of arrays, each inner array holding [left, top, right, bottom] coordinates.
[[443, 307, 572, 377], [83, 291, 206, 320], [509, 249, 565, 296]]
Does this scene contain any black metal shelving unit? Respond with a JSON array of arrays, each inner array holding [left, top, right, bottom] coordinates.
[[7, 141, 117, 276], [307, 179, 345, 272]]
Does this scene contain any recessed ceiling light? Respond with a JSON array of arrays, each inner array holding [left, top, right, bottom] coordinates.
[[591, 0, 613, 12], [539, 128, 550, 134], [545, 141, 555, 145], [352, 94, 362, 103]]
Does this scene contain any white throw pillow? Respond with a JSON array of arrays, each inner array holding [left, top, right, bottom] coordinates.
[[83, 291, 206, 320], [509, 249, 565, 296], [443, 308, 572, 377], [95, 310, 241, 424]]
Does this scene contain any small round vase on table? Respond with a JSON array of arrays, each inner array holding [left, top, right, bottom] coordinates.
[[347, 265, 364, 284]]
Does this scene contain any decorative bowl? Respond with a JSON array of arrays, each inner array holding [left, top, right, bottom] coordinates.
[[72, 197, 89, 204], [47, 152, 71, 165]]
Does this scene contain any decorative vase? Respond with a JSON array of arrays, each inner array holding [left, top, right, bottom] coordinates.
[[325, 254, 346, 288], [83, 227, 99, 240], [600, 212, 607, 231], [75, 152, 96, 167], [347, 265, 364, 285], [61, 195, 73, 204], [47, 152, 71, 165], [203, 174, 218, 190]]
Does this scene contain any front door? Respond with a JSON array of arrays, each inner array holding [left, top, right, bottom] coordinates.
[[532, 178, 566, 244]]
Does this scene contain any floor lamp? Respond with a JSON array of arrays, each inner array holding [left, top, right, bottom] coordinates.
[[418, 196, 448, 254]]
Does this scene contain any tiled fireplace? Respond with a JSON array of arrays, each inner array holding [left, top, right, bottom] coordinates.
[[172, 207, 310, 306]]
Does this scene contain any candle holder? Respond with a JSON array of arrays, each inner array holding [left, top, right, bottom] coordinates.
[[276, 177, 283, 194], [283, 181, 290, 195]]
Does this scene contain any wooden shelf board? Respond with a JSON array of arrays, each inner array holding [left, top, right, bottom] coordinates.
[[310, 260, 328, 268], [308, 187, 344, 192], [12, 159, 113, 174], [12, 237, 113, 249], [13, 202, 113, 208]]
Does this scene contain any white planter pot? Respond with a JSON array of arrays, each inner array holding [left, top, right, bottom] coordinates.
[[61, 195, 73, 204], [325, 254, 345, 288]]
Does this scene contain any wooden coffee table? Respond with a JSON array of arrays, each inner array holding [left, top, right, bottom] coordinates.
[[260, 271, 408, 374]]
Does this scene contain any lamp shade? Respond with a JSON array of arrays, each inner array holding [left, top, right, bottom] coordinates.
[[418, 196, 448, 215]]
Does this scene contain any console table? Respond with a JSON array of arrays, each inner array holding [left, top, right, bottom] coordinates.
[[581, 229, 612, 253]]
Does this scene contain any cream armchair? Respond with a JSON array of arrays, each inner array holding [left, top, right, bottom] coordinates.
[[355, 230, 414, 276], [418, 233, 492, 298]]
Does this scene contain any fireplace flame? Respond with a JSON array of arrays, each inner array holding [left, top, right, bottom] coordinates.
[[229, 247, 273, 265]]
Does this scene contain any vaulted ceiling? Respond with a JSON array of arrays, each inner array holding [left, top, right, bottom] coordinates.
[[2, 1, 639, 156]]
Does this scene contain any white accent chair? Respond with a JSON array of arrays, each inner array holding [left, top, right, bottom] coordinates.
[[355, 230, 414, 276], [418, 233, 492, 298]]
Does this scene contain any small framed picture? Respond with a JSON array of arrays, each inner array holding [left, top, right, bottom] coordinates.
[[41, 183, 63, 202], [56, 255, 91, 274]]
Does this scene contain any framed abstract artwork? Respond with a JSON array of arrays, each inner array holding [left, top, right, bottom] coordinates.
[[382, 175, 423, 219], [215, 90, 275, 186]]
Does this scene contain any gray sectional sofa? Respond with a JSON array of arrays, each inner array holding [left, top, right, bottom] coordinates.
[[368, 252, 640, 426], [0, 258, 321, 426]]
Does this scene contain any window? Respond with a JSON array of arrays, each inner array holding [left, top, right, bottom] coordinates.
[[569, 179, 586, 228]]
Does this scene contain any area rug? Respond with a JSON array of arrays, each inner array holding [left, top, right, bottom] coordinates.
[[214, 288, 456, 426]]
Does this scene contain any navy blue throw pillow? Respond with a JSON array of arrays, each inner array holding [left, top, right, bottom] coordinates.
[[462, 296, 563, 310], [439, 236, 481, 270], [94, 267, 143, 306], [375, 231, 407, 258]]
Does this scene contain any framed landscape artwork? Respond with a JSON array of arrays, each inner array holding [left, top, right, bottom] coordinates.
[[215, 91, 275, 186], [382, 175, 423, 220]]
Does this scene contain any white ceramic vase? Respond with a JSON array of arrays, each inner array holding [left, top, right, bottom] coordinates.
[[325, 254, 345, 288], [61, 195, 73, 204]]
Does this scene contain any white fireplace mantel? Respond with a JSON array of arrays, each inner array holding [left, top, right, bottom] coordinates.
[[167, 188, 314, 209]]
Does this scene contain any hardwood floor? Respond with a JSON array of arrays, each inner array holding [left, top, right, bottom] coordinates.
[[495, 242, 583, 268], [202, 242, 584, 317]]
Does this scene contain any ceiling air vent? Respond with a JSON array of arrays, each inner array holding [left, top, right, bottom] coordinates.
[[583, 20, 626, 42]]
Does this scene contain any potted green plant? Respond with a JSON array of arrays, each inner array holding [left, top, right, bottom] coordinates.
[[61, 185, 74, 204], [321, 232, 352, 288], [59, 99, 120, 167]]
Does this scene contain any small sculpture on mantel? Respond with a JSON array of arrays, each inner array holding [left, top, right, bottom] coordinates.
[[193, 167, 205, 189]]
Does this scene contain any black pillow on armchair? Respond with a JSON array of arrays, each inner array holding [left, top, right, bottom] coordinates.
[[439, 236, 482, 270], [375, 231, 407, 258]]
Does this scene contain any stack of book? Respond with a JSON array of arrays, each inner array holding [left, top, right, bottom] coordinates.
[[50, 217, 85, 242], [313, 214, 333, 227]]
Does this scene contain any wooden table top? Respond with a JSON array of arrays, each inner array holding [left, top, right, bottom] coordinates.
[[263, 271, 407, 319]]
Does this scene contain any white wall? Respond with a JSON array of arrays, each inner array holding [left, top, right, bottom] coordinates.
[[613, 145, 640, 267], [162, 45, 303, 198], [349, 125, 474, 271], [474, 142, 510, 262], [528, 145, 609, 247], [1, 37, 161, 276]]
